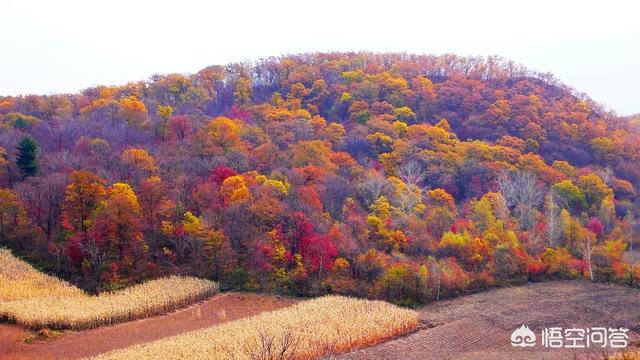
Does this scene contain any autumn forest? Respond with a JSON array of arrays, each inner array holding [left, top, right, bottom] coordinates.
[[1, 52, 639, 305]]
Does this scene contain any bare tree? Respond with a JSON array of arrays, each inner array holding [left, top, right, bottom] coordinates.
[[516, 172, 545, 229], [496, 172, 517, 210], [398, 160, 426, 187], [392, 183, 423, 219], [580, 232, 596, 281], [596, 166, 613, 186], [358, 171, 389, 207], [81, 235, 107, 282], [243, 331, 300, 360], [496, 171, 544, 235], [429, 259, 442, 301]]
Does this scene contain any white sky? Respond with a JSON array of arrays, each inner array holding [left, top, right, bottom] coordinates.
[[1, 0, 639, 115]]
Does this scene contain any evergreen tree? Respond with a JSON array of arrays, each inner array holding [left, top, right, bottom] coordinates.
[[16, 137, 39, 178]]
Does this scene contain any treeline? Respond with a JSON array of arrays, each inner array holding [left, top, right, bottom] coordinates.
[[0, 52, 638, 303]]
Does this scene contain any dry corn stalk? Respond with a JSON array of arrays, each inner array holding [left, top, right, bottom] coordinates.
[[90, 295, 419, 360], [0, 248, 218, 330]]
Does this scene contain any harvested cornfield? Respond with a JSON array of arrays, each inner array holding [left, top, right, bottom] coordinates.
[[339, 281, 640, 360], [90, 296, 419, 360], [0, 248, 218, 330], [0, 249, 84, 301], [0, 276, 218, 330]]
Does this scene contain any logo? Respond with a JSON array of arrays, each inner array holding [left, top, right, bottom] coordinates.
[[510, 325, 629, 349], [511, 325, 537, 347]]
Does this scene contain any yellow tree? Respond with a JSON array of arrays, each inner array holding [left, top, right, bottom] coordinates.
[[425, 188, 458, 238], [220, 175, 252, 206], [121, 148, 159, 184], [156, 105, 174, 140], [366, 196, 407, 252], [118, 96, 148, 127], [205, 116, 245, 152], [234, 78, 252, 105], [121, 148, 159, 173], [62, 171, 106, 233], [412, 76, 436, 121], [291, 140, 334, 169], [89, 183, 144, 273], [577, 173, 614, 213]]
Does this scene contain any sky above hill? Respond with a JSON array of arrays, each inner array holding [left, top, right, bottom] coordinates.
[[1, 0, 638, 115]]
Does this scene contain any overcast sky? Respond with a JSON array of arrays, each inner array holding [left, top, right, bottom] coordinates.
[[2, 0, 638, 115]]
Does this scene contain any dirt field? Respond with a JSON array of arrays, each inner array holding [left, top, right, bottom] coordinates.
[[0, 293, 297, 360], [337, 281, 640, 360]]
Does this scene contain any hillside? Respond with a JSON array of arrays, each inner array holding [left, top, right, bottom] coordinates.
[[0, 52, 638, 304]]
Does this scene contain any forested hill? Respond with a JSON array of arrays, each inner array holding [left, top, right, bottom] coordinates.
[[0, 52, 638, 300], [624, 113, 640, 129], [2, 53, 638, 180]]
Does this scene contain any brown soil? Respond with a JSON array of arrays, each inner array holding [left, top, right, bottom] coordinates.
[[337, 281, 640, 360], [0, 292, 297, 360]]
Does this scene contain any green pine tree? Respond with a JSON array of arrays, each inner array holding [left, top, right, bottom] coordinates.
[[16, 136, 39, 178]]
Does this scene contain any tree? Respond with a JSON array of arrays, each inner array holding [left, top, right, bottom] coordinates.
[[290, 140, 334, 169], [169, 115, 190, 140], [220, 175, 252, 206], [497, 171, 543, 236], [234, 77, 252, 105], [553, 180, 586, 212], [358, 170, 389, 207], [388, 176, 422, 218], [393, 106, 417, 123], [0, 189, 29, 247], [493, 244, 523, 283], [425, 188, 458, 239], [121, 148, 159, 173], [205, 116, 245, 152], [300, 234, 337, 294], [16, 173, 67, 243], [577, 174, 614, 213], [470, 197, 497, 236], [275, 211, 315, 257], [118, 96, 148, 127], [598, 196, 615, 232], [16, 137, 39, 178], [137, 176, 172, 247], [88, 183, 144, 278], [120, 148, 159, 186], [0, 147, 7, 178], [202, 227, 234, 281], [398, 160, 425, 187], [544, 191, 561, 247], [412, 76, 436, 121], [624, 211, 636, 251], [581, 231, 596, 281], [62, 171, 106, 234]]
